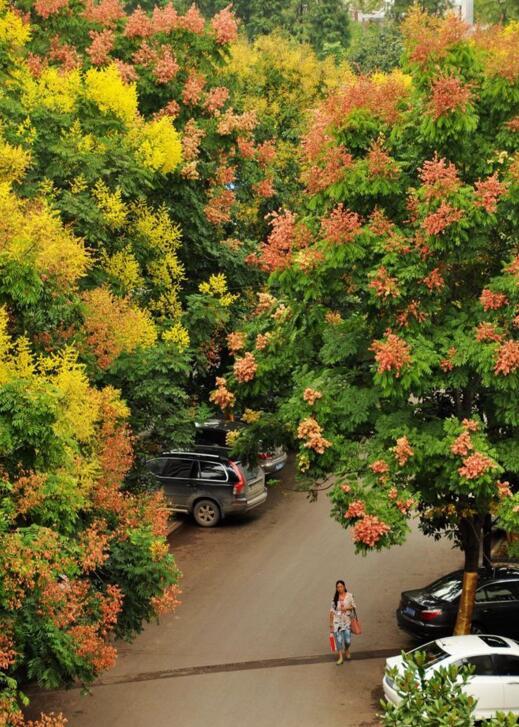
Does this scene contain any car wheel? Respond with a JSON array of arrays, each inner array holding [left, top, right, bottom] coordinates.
[[193, 499, 221, 528], [470, 622, 484, 635]]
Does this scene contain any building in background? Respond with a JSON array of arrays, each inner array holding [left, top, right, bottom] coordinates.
[[355, 0, 474, 24]]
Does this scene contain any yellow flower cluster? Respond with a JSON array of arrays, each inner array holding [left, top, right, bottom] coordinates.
[[226, 430, 240, 446], [0, 140, 31, 183], [0, 182, 90, 287], [242, 409, 262, 424], [162, 322, 190, 352], [49, 348, 101, 443], [103, 248, 142, 293], [134, 203, 182, 253], [66, 120, 96, 154], [199, 273, 237, 307], [0, 2, 30, 52], [93, 181, 128, 229], [136, 117, 183, 174], [85, 64, 138, 125], [22, 68, 82, 114], [82, 287, 158, 368], [227, 34, 353, 121], [133, 204, 184, 318], [371, 69, 412, 90]]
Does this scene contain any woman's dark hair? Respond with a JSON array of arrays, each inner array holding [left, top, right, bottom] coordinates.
[[333, 580, 347, 609]]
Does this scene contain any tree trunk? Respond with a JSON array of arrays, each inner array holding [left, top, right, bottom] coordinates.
[[454, 515, 482, 635], [482, 512, 493, 573]]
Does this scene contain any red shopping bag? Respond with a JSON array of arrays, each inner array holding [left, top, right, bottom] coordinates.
[[329, 633, 336, 652]]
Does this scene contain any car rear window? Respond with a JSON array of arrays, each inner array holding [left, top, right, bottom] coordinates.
[[238, 462, 261, 481], [199, 462, 228, 481], [408, 641, 449, 667], [426, 574, 463, 601]]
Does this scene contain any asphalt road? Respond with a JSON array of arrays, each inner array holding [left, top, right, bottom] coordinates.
[[28, 461, 461, 726]]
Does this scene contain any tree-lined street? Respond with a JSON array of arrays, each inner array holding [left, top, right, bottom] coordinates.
[[29, 463, 460, 726]]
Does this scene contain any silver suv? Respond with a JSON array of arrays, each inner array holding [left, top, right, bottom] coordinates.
[[145, 446, 267, 527]]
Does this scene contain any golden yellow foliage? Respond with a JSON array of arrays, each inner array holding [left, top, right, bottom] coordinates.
[[82, 287, 158, 369], [227, 34, 353, 119], [162, 322, 190, 352], [22, 67, 82, 114], [0, 140, 31, 183], [93, 181, 128, 229], [134, 117, 183, 174], [84, 64, 138, 125], [199, 273, 237, 307], [133, 203, 182, 254], [0, 3, 30, 51], [50, 348, 101, 443], [0, 182, 90, 287], [103, 248, 143, 293]]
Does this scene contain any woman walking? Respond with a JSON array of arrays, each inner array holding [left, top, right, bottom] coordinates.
[[329, 580, 356, 665]]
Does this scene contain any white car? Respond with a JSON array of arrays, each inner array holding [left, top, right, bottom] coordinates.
[[383, 635, 519, 721]]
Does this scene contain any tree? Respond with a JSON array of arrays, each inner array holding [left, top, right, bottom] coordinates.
[[475, 0, 519, 24], [221, 9, 519, 635], [347, 21, 403, 73], [301, 0, 352, 57], [389, 0, 454, 21], [174, 0, 352, 57], [0, 0, 268, 721], [223, 32, 353, 241], [381, 651, 518, 725]]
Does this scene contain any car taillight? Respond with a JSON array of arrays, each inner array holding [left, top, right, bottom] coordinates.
[[230, 461, 245, 496], [258, 452, 274, 460], [420, 609, 443, 621]]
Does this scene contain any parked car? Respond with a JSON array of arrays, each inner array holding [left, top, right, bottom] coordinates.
[[145, 446, 267, 527], [397, 566, 519, 640], [194, 418, 287, 476], [383, 634, 519, 720]]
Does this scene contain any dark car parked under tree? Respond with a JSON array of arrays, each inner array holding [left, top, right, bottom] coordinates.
[[146, 447, 267, 527], [397, 567, 519, 640]]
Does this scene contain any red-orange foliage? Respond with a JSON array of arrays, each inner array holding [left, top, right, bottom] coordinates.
[[369, 267, 400, 299], [423, 201, 463, 236], [428, 74, 472, 119], [371, 332, 412, 376], [474, 174, 507, 214], [419, 155, 460, 200], [321, 204, 362, 245], [401, 7, 467, 67], [494, 340, 519, 376]]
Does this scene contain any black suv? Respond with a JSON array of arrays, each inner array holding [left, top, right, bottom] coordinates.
[[145, 446, 267, 527], [397, 566, 519, 640]]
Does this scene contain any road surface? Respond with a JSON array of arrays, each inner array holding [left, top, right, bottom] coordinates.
[[28, 461, 461, 726]]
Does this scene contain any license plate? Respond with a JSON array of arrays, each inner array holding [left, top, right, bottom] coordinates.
[[403, 606, 416, 617], [273, 462, 284, 472]]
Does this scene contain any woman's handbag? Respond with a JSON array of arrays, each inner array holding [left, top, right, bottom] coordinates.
[[350, 608, 362, 635], [329, 633, 336, 652]]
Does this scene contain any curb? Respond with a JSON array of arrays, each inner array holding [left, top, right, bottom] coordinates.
[[166, 519, 184, 537]]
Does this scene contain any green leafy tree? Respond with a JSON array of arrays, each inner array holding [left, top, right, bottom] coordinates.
[[300, 0, 352, 57], [347, 21, 403, 73], [389, 0, 454, 20], [224, 9, 519, 635], [475, 0, 519, 23]]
